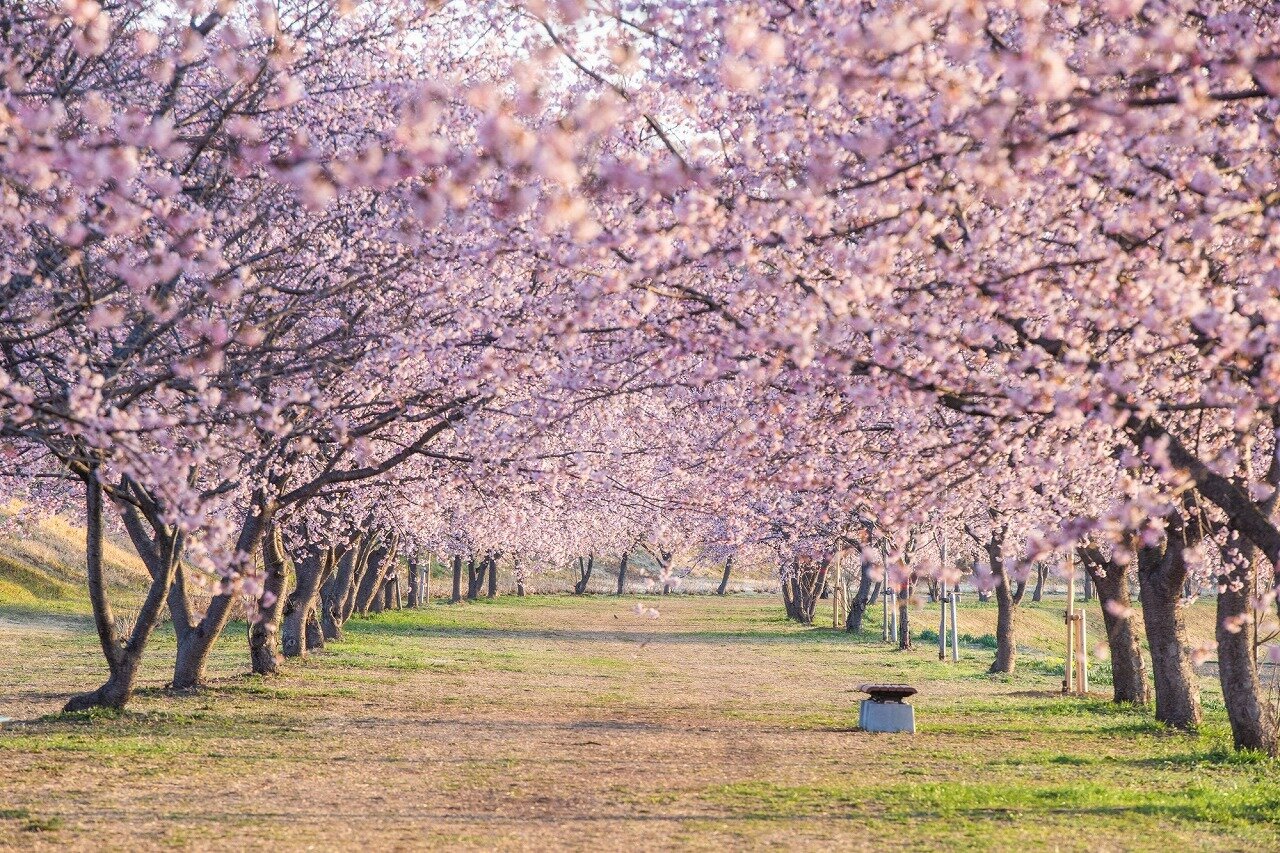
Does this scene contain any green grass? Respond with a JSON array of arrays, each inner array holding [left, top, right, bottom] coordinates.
[[0, 570, 1265, 849]]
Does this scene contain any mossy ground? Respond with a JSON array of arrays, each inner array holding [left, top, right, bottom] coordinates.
[[0, 591, 1272, 851]]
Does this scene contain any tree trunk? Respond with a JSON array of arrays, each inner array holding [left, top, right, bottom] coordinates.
[[847, 562, 874, 633], [344, 535, 377, 621], [574, 554, 594, 594], [406, 557, 420, 609], [1032, 563, 1047, 602], [616, 551, 629, 595], [1079, 547, 1148, 704], [305, 611, 325, 651], [249, 523, 290, 676], [282, 545, 327, 658], [989, 569, 1016, 674], [868, 580, 882, 606], [466, 556, 479, 600], [356, 537, 396, 616], [321, 543, 357, 642], [487, 554, 497, 598], [451, 554, 463, 603], [716, 554, 733, 595], [171, 495, 273, 691], [1216, 541, 1277, 753], [65, 474, 179, 712], [1137, 533, 1202, 730]]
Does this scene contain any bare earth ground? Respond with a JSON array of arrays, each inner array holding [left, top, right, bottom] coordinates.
[[0, 594, 1277, 851]]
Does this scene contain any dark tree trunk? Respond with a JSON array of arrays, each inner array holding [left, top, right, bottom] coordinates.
[[321, 543, 357, 642], [304, 611, 325, 651], [1137, 529, 1203, 731], [1032, 562, 1047, 602], [407, 557, 420, 609], [1079, 547, 1148, 704], [356, 536, 396, 616], [171, 494, 273, 691], [989, 569, 1016, 674], [1216, 540, 1277, 753], [344, 535, 376, 621], [847, 562, 874, 633], [1083, 570, 1094, 601], [451, 554, 463, 603], [868, 580, 882, 606], [781, 568, 797, 620], [782, 559, 822, 625], [283, 545, 328, 658], [249, 523, 290, 676], [487, 554, 498, 598], [466, 556, 480, 600], [716, 554, 733, 595], [966, 525, 1017, 675], [574, 554, 594, 594], [65, 474, 180, 712], [616, 551, 629, 595]]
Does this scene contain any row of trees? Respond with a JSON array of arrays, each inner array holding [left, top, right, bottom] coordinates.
[[4, 0, 1280, 757]]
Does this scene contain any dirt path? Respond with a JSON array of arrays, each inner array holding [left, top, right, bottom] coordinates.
[[0, 596, 1273, 851]]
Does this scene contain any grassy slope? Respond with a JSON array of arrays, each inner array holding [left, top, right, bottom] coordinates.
[[0, 589, 1273, 851], [0, 507, 146, 615]]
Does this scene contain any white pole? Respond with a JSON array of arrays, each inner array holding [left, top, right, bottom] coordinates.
[[949, 591, 959, 661], [938, 579, 948, 660], [883, 586, 890, 641], [1065, 558, 1076, 695]]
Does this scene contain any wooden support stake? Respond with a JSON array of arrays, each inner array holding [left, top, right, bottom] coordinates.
[[1064, 566, 1076, 695]]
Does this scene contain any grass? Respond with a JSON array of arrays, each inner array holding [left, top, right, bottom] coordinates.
[[0, 577, 1270, 849]]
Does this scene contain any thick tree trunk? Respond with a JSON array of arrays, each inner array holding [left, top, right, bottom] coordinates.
[[847, 562, 874, 633], [249, 523, 290, 676], [783, 559, 821, 625], [344, 535, 376, 620], [989, 570, 1016, 674], [716, 555, 733, 595], [356, 537, 396, 616], [171, 496, 273, 691], [487, 554, 497, 598], [868, 580, 882, 606], [1032, 563, 1047, 602], [1216, 543, 1277, 753], [282, 545, 327, 658], [321, 543, 357, 642], [466, 556, 479, 600], [616, 551, 629, 595], [451, 554, 463, 603], [406, 557, 420, 609], [1138, 536, 1202, 730], [574, 554, 594, 594], [1079, 547, 1148, 704], [305, 611, 325, 651], [65, 474, 178, 712]]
